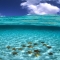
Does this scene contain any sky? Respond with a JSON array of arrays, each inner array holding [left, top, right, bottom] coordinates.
[[0, 0, 60, 16]]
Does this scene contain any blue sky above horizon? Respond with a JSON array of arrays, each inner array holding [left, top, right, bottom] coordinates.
[[0, 0, 60, 17]]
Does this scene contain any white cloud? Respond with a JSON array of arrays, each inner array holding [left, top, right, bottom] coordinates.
[[21, 0, 60, 15]]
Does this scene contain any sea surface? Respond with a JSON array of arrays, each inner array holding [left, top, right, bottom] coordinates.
[[0, 15, 60, 60]]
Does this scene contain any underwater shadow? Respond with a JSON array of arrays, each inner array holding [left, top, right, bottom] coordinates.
[[0, 25, 60, 31]]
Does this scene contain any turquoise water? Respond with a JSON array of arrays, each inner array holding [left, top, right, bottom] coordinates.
[[0, 15, 60, 26], [0, 26, 60, 60], [0, 15, 60, 60]]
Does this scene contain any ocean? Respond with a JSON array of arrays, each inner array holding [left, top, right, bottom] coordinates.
[[0, 15, 60, 60]]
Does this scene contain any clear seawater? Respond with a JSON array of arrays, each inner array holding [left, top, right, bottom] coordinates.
[[0, 15, 60, 60]]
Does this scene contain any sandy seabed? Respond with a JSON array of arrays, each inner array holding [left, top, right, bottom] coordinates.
[[0, 26, 60, 60]]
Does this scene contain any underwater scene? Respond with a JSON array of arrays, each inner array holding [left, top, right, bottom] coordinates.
[[0, 15, 60, 60]]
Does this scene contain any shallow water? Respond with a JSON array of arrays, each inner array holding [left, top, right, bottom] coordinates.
[[0, 25, 60, 60]]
